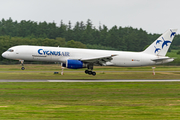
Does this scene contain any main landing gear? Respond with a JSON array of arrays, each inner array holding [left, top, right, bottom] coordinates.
[[85, 70, 96, 76], [84, 63, 96, 76], [19, 60, 25, 70]]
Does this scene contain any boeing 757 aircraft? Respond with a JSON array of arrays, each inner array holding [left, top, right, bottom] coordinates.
[[2, 29, 177, 76]]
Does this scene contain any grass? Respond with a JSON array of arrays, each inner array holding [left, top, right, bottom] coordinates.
[[0, 82, 180, 119], [0, 65, 180, 119], [0, 64, 180, 79], [1, 64, 180, 71], [0, 71, 180, 80]]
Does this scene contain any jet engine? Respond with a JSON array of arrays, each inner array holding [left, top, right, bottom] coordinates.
[[62, 59, 87, 69]]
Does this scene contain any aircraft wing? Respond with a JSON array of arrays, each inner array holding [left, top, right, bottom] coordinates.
[[73, 54, 117, 66]]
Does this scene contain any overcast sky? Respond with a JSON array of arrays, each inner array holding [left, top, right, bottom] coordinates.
[[0, 0, 180, 34]]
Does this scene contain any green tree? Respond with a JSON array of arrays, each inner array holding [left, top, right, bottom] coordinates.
[[66, 40, 86, 48], [55, 37, 66, 47]]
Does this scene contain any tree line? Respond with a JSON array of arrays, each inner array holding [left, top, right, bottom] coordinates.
[[0, 18, 180, 64]]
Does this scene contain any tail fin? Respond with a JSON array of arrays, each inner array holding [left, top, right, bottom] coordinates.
[[143, 28, 178, 56]]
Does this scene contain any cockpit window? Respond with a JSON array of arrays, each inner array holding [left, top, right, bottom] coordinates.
[[7, 49, 14, 52]]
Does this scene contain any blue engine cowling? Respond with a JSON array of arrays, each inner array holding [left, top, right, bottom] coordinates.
[[62, 60, 86, 69]]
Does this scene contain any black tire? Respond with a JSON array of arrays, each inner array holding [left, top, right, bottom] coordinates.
[[92, 72, 96, 76], [21, 67, 25, 70], [85, 70, 89, 74], [88, 71, 92, 75]]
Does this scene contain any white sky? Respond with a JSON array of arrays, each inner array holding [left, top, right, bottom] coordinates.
[[0, 0, 180, 34]]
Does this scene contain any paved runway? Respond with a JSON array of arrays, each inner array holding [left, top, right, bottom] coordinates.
[[0, 79, 180, 82]]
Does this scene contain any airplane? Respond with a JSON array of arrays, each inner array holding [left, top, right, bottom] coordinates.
[[2, 28, 177, 76]]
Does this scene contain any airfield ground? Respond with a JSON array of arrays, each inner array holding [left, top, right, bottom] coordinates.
[[0, 82, 180, 119], [0, 64, 180, 119], [0, 64, 180, 79]]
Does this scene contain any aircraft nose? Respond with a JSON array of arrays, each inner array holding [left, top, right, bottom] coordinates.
[[2, 52, 6, 58]]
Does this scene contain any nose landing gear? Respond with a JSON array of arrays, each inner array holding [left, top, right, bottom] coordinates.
[[19, 60, 25, 70]]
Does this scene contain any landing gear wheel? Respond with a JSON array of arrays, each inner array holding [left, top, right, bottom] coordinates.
[[88, 71, 92, 75], [92, 72, 96, 76], [21, 67, 25, 70], [85, 70, 89, 74], [85, 69, 96, 76]]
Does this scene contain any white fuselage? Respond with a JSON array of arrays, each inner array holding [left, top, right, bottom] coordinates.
[[2, 45, 173, 67]]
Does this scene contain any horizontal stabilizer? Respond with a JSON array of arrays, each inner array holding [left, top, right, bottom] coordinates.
[[151, 57, 174, 62]]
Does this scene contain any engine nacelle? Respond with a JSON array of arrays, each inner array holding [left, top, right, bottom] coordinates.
[[62, 59, 86, 69]]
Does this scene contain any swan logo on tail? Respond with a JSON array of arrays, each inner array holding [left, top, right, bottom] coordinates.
[[162, 37, 171, 49], [156, 40, 162, 44], [154, 46, 161, 53], [170, 29, 176, 38]]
